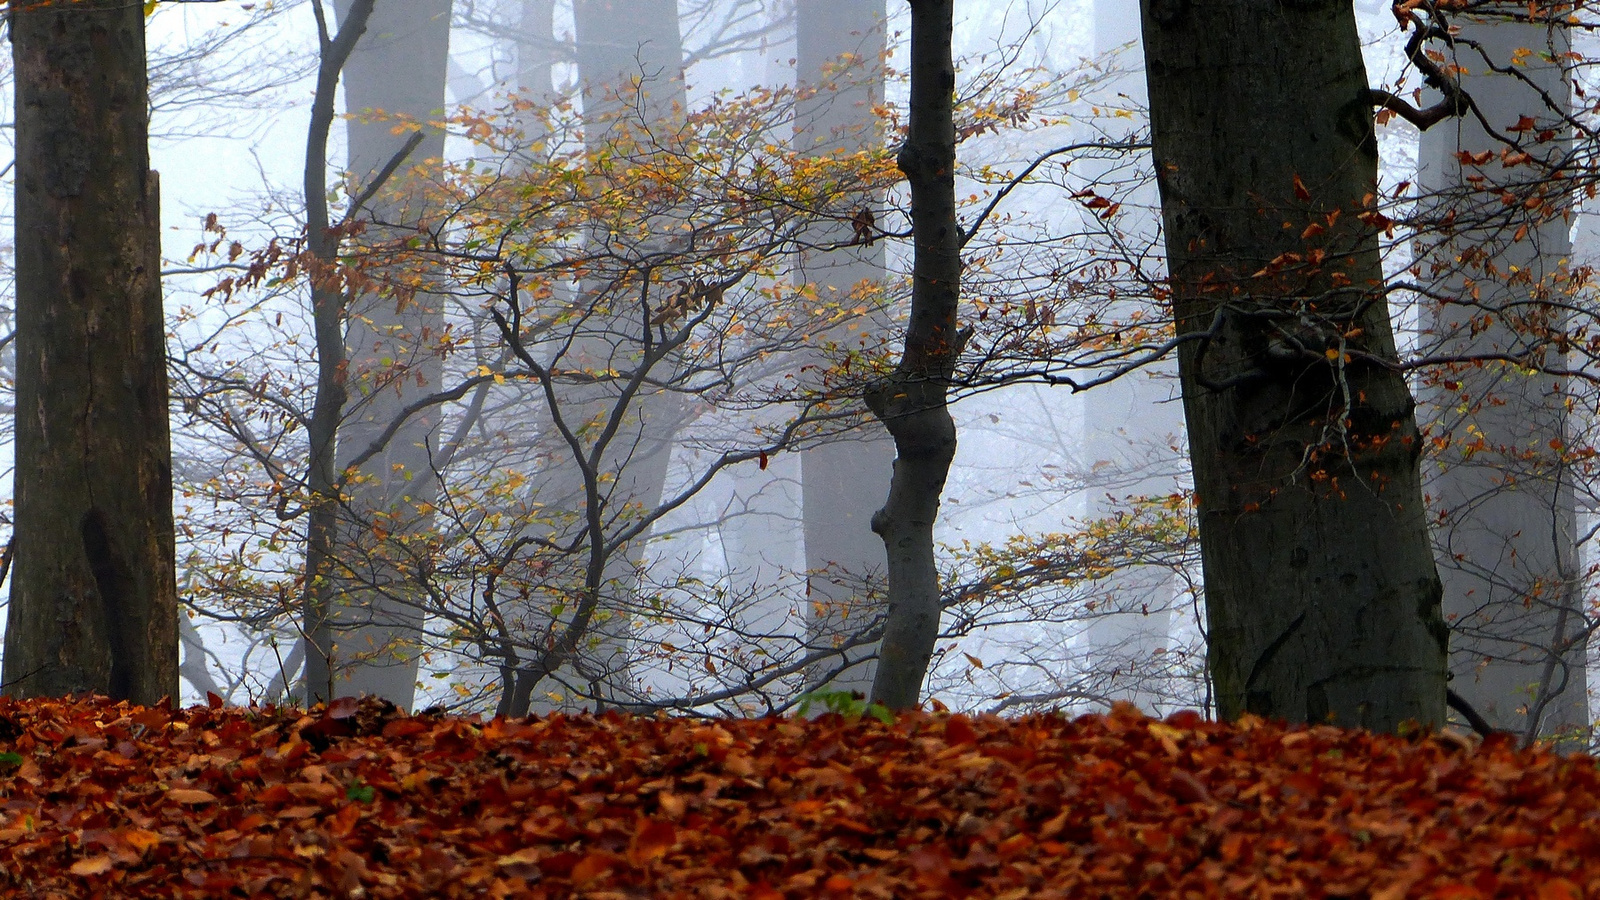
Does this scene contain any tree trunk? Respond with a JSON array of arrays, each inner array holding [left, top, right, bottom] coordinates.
[[796, 0, 895, 697], [1415, 13, 1587, 745], [7, 0, 178, 704], [866, 0, 961, 710], [1080, 0, 1183, 715], [1140, 0, 1448, 730], [301, 0, 376, 707], [503, 0, 688, 715], [323, 0, 453, 710]]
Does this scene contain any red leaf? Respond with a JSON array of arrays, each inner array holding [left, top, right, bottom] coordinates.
[[629, 818, 677, 864]]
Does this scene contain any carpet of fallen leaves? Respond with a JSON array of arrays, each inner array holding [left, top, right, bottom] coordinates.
[[0, 695, 1592, 898]]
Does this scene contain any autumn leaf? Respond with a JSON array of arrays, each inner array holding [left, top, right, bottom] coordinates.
[[69, 856, 113, 876], [628, 818, 677, 864], [0, 695, 1589, 898]]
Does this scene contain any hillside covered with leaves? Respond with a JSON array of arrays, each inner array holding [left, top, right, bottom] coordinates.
[[0, 696, 1586, 898]]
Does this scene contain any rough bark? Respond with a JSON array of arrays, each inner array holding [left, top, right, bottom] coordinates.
[[795, 0, 895, 697], [1415, 14, 1587, 744], [6, 0, 178, 704], [321, 0, 453, 710], [1139, 0, 1448, 730], [866, 0, 961, 710]]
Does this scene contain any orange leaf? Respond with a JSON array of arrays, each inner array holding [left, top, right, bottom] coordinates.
[[571, 852, 615, 884], [1537, 879, 1583, 900], [629, 818, 677, 864], [70, 856, 113, 876]]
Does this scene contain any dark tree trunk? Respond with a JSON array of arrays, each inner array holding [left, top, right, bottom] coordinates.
[[6, 0, 178, 704], [1139, 0, 1448, 730], [301, 0, 376, 707], [866, 0, 961, 710]]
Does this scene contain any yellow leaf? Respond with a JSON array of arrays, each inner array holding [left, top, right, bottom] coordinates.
[[1147, 722, 1184, 756], [143, 0, 158, 15], [71, 856, 113, 876], [119, 827, 162, 855], [963, 652, 984, 669]]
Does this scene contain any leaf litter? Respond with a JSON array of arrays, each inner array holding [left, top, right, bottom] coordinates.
[[0, 695, 1590, 898]]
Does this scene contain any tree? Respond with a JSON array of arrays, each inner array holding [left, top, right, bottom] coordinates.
[[318, 0, 454, 709], [1138, 0, 1448, 729], [795, 0, 896, 697], [1412, 9, 1587, 744], [299, 0, 378, 706], [866, 0, 964, 709], [5, 0, 178, 703], [1079, 0, 1186, 714]]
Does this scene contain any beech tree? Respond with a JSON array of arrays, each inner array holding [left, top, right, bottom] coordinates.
[[6, 0, 178, 702], [795, 0, 896, 697], [317, 0, 454, 709], [1139, 0, 1449, 729], [1413, 10, 1587, 744], [866, 0, 964, 709]]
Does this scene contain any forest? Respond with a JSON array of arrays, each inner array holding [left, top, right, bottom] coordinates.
[[1, 0, 1597, 752]]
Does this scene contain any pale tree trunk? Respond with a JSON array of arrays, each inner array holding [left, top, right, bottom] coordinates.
[[316, 0, 453, 710], [1080, 0, 1182, 715], [503, 0, 688, 715], [1416, 14, 1587, 744], [6, 0, 178, 704], [796, 0, 895, 697], [866, 0, 961, 710], [301, 0, 376, 707], [1139, 0, 1448, 730]]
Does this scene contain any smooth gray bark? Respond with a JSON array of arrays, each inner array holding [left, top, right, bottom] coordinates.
[[1416, 15, 1587, 743], [502, 0, 689, 715], [1080, 0, 1183, 715], [319, 0, 454, 710], [796, 0, 895, 697], [7, 0, 178, 704], [866, 0, 961, 710], [1140, 0, 1448, 730]]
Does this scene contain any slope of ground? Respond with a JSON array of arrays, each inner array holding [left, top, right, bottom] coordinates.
[[0, 695, 1587, 898]]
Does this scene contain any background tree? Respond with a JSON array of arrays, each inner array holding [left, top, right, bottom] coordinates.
[[1139, 0, 1448, 729], [795, 0, 896, 697], [298, 0, 378, 706], [5, 0, 178, 703], [315, 0, 455, 709], [1079, 0, 1186, 713], [1413, 7, 1588, 744]]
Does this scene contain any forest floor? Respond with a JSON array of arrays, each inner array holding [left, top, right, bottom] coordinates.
[[0, 693, 1587, 898]]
